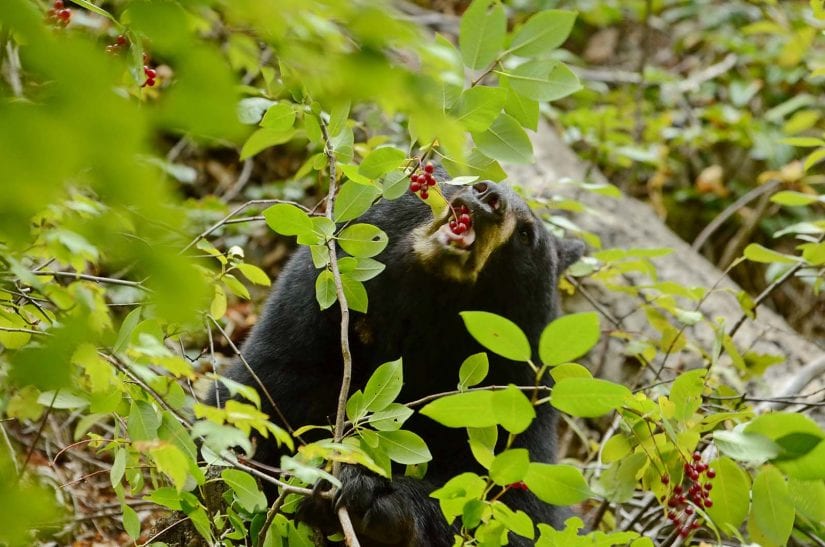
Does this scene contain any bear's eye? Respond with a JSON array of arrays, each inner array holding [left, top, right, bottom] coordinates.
[[518, 224, 534, 245]]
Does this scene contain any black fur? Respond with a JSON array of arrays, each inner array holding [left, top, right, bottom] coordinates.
[[211, 181, 585, 546]]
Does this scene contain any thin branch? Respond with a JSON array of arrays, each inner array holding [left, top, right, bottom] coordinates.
[[222, 158, 255, 201], [98, 352, 191, 428], [255, 491, 288, 547], [691, 180, 781, 251], [180, 199, 311, 254], [403, 385, 551, 409], [33, 270, 148, 290], [0, 326, 46, 335], [337, 506, 360, 547], [320, 115, 360, 547], [19, 390, 59, 480], [728, 231, 825, 339], [140, 516, 189, 546], [207, 315, 298, 438]]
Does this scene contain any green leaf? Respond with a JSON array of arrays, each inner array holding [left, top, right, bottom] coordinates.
[[491, 385, 535, 434], [460, 311, 531, 362], [368, 403, 413, 432], [337, 224, 389, 258], [713, 429, 780, 463], [490, 448, 530, 486], [539, 312, 600, 366], [359, 147, 406, 179], [455, 86, 506, 133], [150, 444, 189, 492], [240, 127, 296, 160], [340, 274, 368, 313], [473, 114, 534, 164], [362, 358, 403, 412], [113, 306, 141, 354], [211, 285, 227, 319], [375, 430, 432, 465], [459, 0, 506, 70], [491, 502, 534, 539], [315, 270, 337, 310], [788, 477, 825, 523], [122, 504, 141, 540], [550, 378, 630, 418], [263, 204, 314, 237], [507, 60, 581, 102], [669, 368, 705, 421], [334, 181, 381, 223], [743, 243, 799, 264], [504, 88, 539, 131], [222, 469, 267, 513], [770, 190, 821, 206], [748, 466, 795, 547], [128, 400, 160, 442], [781, 136, 825, 147], [458, 352, 489, 390], [236, 263, 271, 286], [705, 457, 751, 534], [347, 258, 385, 282], [260, 102, 295, 131], [524, 463, 590, 505], [804, 147, 825, 171], [508, 10, 577, 57], [223, 273, 251, 300], [420, 390, 497, 428], [381, 170, 410, 200], [110, 448, 127, 488], [144, 486, 184, 511]]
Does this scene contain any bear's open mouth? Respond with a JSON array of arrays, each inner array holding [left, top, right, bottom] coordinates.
[[433, 202, 476, 253]]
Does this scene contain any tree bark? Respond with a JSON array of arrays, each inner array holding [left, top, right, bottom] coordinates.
[[511, 121, 823, 405]]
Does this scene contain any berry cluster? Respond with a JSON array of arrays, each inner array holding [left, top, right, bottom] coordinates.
[[46, 0, 71, 26], [143, 65, 158, 87], [448, 204, 472, 235], [508, 481, 529, 491], [105, 34, 128, 54], [662, 452, 716, 538], [409, 162, 436, 199]]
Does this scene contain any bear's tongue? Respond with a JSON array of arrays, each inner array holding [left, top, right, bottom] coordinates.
[[436, 223, 476, 249]]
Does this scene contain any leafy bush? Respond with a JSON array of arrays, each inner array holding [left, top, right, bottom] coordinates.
[[0, 1, 823, 546]]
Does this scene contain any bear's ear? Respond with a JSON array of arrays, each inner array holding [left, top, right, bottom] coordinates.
[[557, 238, 585, 273]]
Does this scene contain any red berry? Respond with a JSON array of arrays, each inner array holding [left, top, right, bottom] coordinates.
[[424, 162, 434, 174], [691, 520, 701, 529], [684, 505, 694, 515], [459, 213, 471, 225], [410, 182, 421, 192], [419, 189, 428, 199], [667, 497, 678, 508], [704, 499, 713, 508], [53, 0, 64, 8], [116, 34, 127, 46], [679, 528, 690, 538], [704, 483, 712, 491], [410, 173, 419, 183], [667, 510, 677, 521], [509, 481, 528, 491], [57, 8, 71, 21], [661, 474, 670, 485], [692, 451, 702, 461], [144, 67, 157, 79], [696, 462, 707, 473], [144, 78, 156, 87], [673, 485, 683, 495], [706, 468, 716, 479]]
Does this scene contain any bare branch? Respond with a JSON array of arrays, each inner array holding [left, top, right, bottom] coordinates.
[[180, 199, 311, 254], [33, 270, 148, 290]]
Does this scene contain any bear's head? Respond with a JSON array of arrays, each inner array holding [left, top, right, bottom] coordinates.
[[410, 181, 584, 286]]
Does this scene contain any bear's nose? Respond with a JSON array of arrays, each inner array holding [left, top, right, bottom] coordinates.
[[470, 181, 505, 215]]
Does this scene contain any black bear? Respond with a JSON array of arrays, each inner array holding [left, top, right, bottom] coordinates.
[[213, 179, 584, 546]]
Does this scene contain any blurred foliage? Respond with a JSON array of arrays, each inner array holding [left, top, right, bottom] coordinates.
[[545, 0, 825, 339], [0, 0, 823, 546]]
